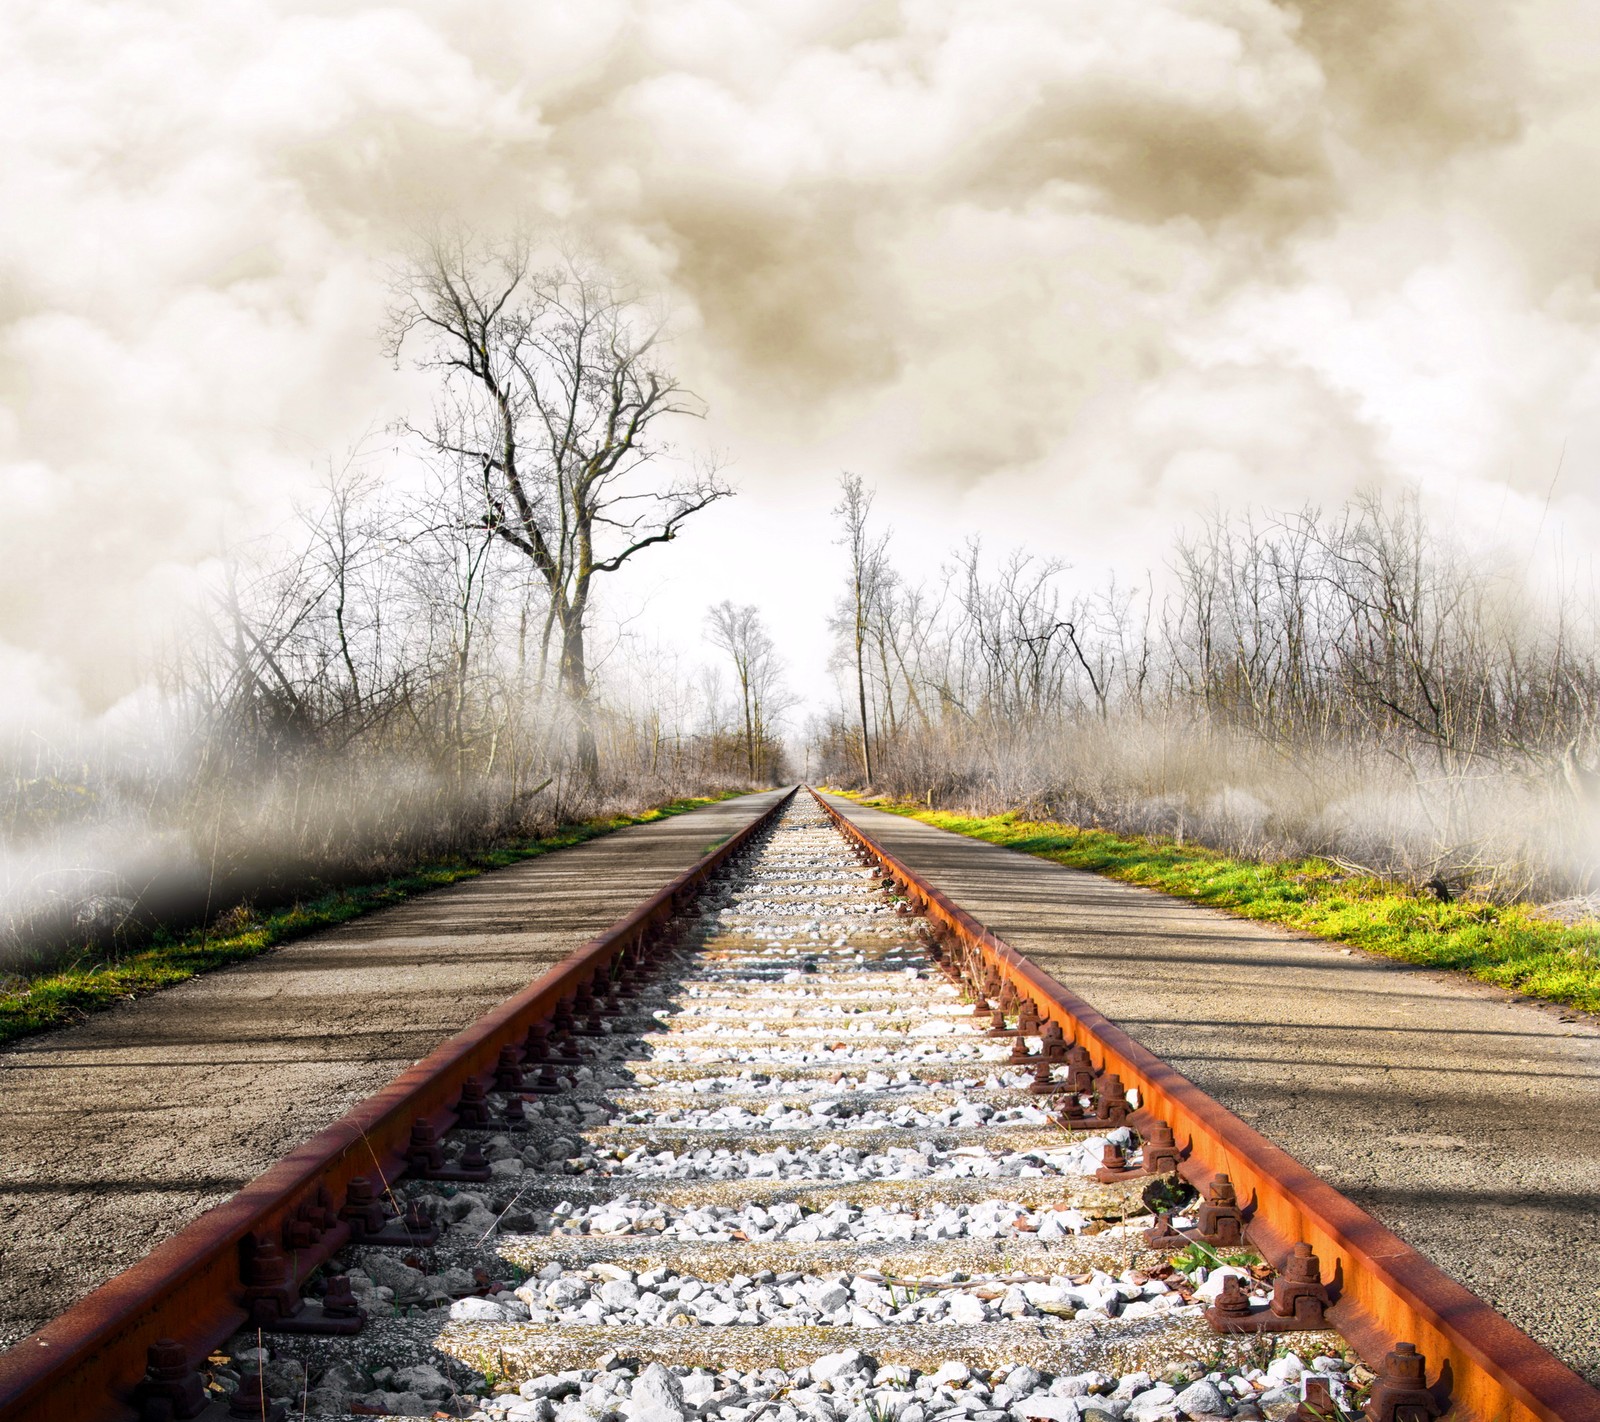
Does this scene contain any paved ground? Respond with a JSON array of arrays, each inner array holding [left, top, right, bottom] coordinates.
[[0, 791, 787, 1351], [821, 794, 1600, 1388]]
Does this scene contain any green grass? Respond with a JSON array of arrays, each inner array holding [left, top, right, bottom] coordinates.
[[0, 793, 739, 1048], [845, 795, 1600, 1015]]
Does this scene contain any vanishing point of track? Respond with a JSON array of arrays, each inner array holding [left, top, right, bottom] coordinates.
[[0, 789, 1595, 1422]]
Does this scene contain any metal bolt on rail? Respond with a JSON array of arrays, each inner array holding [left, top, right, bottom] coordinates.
[[455, 1076, 494, 1128], [1204, 1241, 1331, 1334], [1193, 1172, 1247, 1247], [1287, 1375, 1342, 1422], [1064, 1044, 1096, 1094], [1141, 1119, 1182, 1175], [338, 1176, 437, 1248], [1094, 1141, 1145, 1183], [1058, 1072, 1132, 1130], [492, 1045, 529, 1092], [1027, 1059, 1073, 1095], [131, 1339, 209, 1422], [1364, 1343, 1448, 1422]]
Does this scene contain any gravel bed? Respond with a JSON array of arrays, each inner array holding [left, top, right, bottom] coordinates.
[[201, 798, 1352, 1419], [461, 1351, 1361, 1422]]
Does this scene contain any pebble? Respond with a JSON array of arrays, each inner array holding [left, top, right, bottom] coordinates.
[[229, 802, 1349, 1420]]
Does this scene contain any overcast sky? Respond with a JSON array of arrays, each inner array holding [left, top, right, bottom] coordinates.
[[6, 0, 1600, 730]]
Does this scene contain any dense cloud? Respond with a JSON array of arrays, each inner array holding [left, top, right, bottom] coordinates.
[[3, 0, 1599, 716]]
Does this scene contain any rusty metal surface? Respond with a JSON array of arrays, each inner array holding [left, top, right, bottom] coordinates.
[[0, 789, 797, 1422], [808, 788, 1600, 1422]]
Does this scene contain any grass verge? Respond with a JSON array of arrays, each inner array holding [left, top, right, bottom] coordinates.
[[845, 795, 1600, 1016], [0, 793, 740, 1049]]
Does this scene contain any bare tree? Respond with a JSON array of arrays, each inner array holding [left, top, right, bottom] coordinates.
[[384, 226, 733, 777], [706, 601, 791, 780], [832, 473, 891, 784]]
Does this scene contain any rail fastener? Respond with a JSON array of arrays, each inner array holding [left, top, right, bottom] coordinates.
[[807, 786, 1600, 1422]]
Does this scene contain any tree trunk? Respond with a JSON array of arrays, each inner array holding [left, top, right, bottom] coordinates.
[[558, 612, 599, 781]]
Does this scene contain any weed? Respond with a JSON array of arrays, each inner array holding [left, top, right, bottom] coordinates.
[[0, 793, 737, 1047], [1171, 1243, 1263, 1277], [849, 797, 1600, 1014]]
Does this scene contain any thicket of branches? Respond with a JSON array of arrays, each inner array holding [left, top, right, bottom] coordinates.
[[820, 482, 1600, 900], [0, 238, 789, 976]]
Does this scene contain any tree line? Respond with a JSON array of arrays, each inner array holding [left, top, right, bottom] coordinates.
[[821, 476, 1600, 899]]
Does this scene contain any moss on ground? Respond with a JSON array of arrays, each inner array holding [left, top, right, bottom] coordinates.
[[843, 795, 1600, 1016], [0, 793, 740, 1048]]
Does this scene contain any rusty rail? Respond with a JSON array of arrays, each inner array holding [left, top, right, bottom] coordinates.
[[0, 788, 796, 1422], [808, 787, 1600, 1422]]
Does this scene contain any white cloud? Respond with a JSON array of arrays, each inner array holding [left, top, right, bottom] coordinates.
[[2, 0, 1599, 721]]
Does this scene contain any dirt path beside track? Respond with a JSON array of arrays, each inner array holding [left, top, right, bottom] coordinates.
[[821, 793, 1600, 1387], [0, 791, 788, 1351]]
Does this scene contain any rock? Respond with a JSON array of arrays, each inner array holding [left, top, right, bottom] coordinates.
[[1014, 1400, 1083, 1421], [318, 1360, 370, 1394], [628, 1363, 688, 1422], [600, 1279, 642, 1309], [451, 1295, 510, 1321], [303, 1388, 348, 1417], [378, 1391, 429, 1417], [811, 1351, 871, 1385], [1265, 1356, 1304, 1386], [520, 1378, 560, 1399], [1124, 1386, 1178, 1422], [1174, 1381, 1226, 1418], [260, 1358, 307, 1398], [682, 1373, 719, 1409], [492, 1157, 525, 1179], [456, 1206, 501, 1237], [810, 1283, 851, 1313], [364, 1254, 430, 1304], [927, 1362, 970, 1388], [1005, 1368, 1043, 1396], [394, 1364, 454, 1400], [946, 1294, 986, 1326], [1255, 1390, 1299, 1422]]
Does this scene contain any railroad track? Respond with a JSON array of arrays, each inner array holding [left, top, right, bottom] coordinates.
[[0, 788, 1596, 1422]]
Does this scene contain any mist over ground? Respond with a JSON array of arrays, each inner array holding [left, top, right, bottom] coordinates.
[[7, 0, 1600, 965]]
